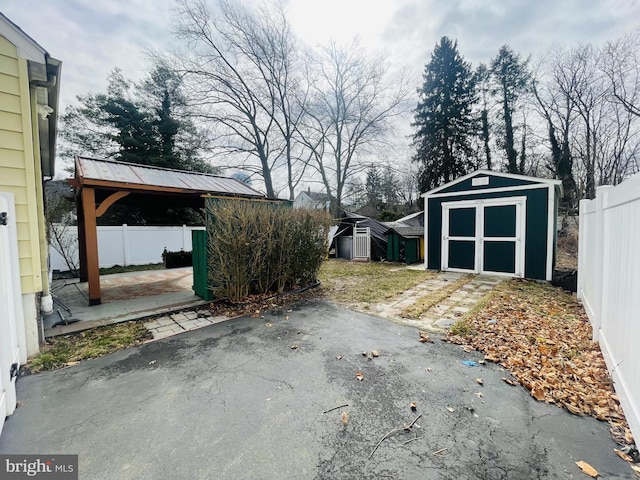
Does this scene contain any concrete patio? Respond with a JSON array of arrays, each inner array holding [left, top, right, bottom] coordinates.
[[45, 267, 208, 337]]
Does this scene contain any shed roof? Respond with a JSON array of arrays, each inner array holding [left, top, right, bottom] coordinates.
[[422, 169, 562, 198], [385, 226, 424, 238], [74, 157, 265, 198]]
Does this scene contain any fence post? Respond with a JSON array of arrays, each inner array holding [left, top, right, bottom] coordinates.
[[577, 199, 588, 304], [122, 224, 129, 266], [182, 225, 189, 250], [591, 186, 612, 342]]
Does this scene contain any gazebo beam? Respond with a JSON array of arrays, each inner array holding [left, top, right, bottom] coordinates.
[[96, 191, 130, 218]]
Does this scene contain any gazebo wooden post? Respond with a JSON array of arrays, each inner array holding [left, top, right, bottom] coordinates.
[[76, 194, 88, 282], [81, 187, 101, 305]]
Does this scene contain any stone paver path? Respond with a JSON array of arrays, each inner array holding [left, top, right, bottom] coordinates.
[[374, 271, 503, 333], [144, 269, 503, 339], [145, 308, 228, 339]]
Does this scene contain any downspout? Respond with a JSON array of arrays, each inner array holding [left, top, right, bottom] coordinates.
[[29, 64, 57, 314]]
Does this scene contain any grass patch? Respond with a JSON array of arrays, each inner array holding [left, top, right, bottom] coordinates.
[[450, 317, 474, 336], [318, 259, 435, 305], [27, 321, 152, 373], [400, 274, 474, 319], [99, 263, 165, 275]]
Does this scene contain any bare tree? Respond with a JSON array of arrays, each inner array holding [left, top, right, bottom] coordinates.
[[532, 47, 580, 210], [171, 0, 307, 198], [535, 42, 640, 200], [602, 34, 640, 118], [298, 41, 410, 215]]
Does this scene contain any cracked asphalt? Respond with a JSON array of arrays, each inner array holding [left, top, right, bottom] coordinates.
[[0, 300, 633, 479]]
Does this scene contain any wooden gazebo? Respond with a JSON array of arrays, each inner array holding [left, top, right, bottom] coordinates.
[[68, 157, 266, 305]]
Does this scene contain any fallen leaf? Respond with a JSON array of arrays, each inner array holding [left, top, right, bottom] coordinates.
[[287, 309, 292, 313], [446, 406, 455, 413], [410, 402, 417, 411], [462, 345, 474, 353], [65, 361, 80, 367], [291, 345, 299, 350], [502, 377, 518, 386], [342, 411, 348, 425], [372, 350, 379, 357], [418, 331, 432, 343], [531, 386, 546, 401], [284, 315, 289, 321], [575, 460, 599, 478], [265, 322, 273, 328], [356, 371, 364, 381], [631, 464, 640, 477], [613, 449, 633, 462], [476, 378, 483, 386]]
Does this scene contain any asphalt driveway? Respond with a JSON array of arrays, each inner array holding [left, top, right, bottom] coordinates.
[[0, 300, 632, 479]]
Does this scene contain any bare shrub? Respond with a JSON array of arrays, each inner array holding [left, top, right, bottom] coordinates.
[[206, 200, 331, 302]]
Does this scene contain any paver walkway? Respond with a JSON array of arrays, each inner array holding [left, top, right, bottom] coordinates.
[[372, 271, 503, 332], [143, 269, 504, 339], [144, 308, 228, 340]]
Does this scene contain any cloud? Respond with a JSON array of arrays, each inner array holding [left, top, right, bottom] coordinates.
[[383, 0, 640, 69], [3, 0, 638, 120], [2, 0, 175, 109]]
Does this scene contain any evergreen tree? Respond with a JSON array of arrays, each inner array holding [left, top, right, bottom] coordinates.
[[490, 45, 530, 174], [474, 63, 493, 170], [60, 64, 213, 173], [412, 37, 477, 192]]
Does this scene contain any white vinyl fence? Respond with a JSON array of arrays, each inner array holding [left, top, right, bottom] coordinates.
[[49, 224, 205, 272], [578, 174, 640, 443]]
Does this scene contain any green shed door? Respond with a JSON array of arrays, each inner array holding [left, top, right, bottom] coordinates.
[[442, 198, 526, 276], [443, 207, 477, 271], [483, 204, 517, 274]]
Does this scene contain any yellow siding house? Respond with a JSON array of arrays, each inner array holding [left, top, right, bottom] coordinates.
[[0, 13, 61, 356]]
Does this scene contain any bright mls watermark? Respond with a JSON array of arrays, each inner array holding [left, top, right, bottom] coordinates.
[[1, 455, 77, 479]]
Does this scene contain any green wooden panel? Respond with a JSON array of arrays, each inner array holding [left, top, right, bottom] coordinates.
[[192, 230, 213, 300], [427, 200, 443, 269], [449, 207, 475, 237], [523, 189, 548, 280], [387, 232, 399, 261], [484, 241, 516, 273], [448, 240, 475, 270], [405, 238, 419, 264], [484, 205, 516, 237]]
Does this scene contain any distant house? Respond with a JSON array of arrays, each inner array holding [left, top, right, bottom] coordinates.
[[1, 13, 62, 357], [293, 189, 331, 210]]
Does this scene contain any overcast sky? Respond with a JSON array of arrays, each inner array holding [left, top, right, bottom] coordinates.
[[3, 0, 638, 111]]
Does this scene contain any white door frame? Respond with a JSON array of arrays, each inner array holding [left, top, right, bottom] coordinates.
[[0, 194, 26, 436], [441, 197, 526, 277]]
